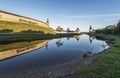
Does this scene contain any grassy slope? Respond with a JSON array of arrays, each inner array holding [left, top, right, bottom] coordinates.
[[77, 35, 120, 78], [0, 20, 55, 34]]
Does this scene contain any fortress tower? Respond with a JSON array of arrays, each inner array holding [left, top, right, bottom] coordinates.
[[46, 18, 49, 25], [89, 25, 93, 32]]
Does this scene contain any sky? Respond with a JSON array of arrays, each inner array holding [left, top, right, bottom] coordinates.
[[0, 0, 120, 31]]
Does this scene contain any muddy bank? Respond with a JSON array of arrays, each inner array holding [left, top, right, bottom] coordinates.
[[0, 57, 99, 78]]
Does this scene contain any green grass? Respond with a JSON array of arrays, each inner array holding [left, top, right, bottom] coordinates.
[[0, 20, 55, 34], [0, 40, 47, 52], [0, 33, 77, 43], [0, 34, 53, 44], [76, 35, 120, 78]]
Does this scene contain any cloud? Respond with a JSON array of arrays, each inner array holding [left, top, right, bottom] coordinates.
[[60, 13, 120, 18]]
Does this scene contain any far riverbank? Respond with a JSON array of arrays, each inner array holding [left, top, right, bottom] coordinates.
[[0, 33, 84, 44]]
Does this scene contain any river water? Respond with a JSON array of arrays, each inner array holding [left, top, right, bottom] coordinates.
[[0, 34, 109, 74]]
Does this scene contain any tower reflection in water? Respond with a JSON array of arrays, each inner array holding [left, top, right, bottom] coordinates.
[[45, 42, 49, 50], [74, 35, 80, 41], [83, 35, 95, 58], [89, 36, 95, 43], [56, 39, 63, 48]]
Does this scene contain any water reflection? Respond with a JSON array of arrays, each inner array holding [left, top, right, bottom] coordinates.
[[83, 36, 93, 57], [45, 42, 49, 50], [0, 34, 109, 74], [67, 37, 70, 41], [89, 36, 95, 43], [74, 35, 80, 41], [56, 39, 63, 48], [102, 44, 107, 49], [0, 40, 49, 61]]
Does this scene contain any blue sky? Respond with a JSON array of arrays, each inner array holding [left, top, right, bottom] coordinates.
[[0, 0, 120, 31]]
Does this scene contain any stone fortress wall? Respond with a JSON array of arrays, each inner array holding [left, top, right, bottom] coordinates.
[[0, 10, 49, 28]]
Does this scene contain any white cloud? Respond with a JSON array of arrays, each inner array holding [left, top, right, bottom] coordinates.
[[60, 13, 120, 18]]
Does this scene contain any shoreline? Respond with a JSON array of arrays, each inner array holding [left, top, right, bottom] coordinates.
[[0, 45, 113, 78], [0, 33, 81, 44]]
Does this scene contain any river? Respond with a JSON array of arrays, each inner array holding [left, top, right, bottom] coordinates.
[[0, 34, 109, 74]]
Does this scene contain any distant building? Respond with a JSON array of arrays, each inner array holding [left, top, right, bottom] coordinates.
[[56, 26, 63, 32], [55, 26, 80, 34], [75, 28, 80, 34]]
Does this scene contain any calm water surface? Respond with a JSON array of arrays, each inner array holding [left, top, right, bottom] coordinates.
[[0, 34, 109, 74]]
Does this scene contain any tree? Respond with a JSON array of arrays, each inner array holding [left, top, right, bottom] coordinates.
[[0, 29, 13, 33], [95, 24, 117, 34], [56, 26, 63, 32], [105, 25, 117, 34], [117, 20, 120, 32], [67, 28, 70, 32]]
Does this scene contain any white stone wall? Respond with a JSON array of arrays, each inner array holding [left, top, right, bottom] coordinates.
[[0, 11, 49, 28]]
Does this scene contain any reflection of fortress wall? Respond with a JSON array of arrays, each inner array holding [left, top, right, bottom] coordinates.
[[0, 10, 49, 28], [0, 40, 49, 61]]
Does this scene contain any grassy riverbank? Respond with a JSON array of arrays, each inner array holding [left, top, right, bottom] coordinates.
[[0, 20, 55, 34], [76, 35, 120, 78], [0, 33, 77, 44], [0, 20, 81, 43]]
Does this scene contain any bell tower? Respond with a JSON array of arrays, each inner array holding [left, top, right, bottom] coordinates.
[[46, 18, 49, 25], [89, 25, 93, 32]]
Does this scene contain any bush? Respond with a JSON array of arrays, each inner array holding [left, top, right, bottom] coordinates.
[[0, 29, 13, 33]]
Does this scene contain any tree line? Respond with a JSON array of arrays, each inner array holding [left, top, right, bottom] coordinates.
[[95, 20, 120, 34]]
